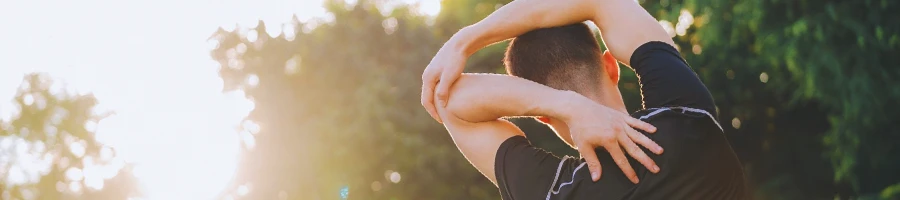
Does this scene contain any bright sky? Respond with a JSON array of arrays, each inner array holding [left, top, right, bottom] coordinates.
[[0, 0, 440, 199]]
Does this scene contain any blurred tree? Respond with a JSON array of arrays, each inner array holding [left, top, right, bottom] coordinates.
[[211, 0, 498, 199], [0, 73, 139, 200], [636, 0, 900, 198]]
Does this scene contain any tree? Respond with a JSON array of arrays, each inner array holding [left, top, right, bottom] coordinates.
[[0, 73, 139, 200], [636, 0, 900, 198], [210, 1, 498, 199]]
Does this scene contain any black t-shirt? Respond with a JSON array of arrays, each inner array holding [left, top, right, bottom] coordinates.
[[495, 42, 748, 200]]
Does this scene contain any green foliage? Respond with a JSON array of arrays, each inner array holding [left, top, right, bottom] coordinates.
[[640, 0, 900, 198], [881, 183, 900, 200]]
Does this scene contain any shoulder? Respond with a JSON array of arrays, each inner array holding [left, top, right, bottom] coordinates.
[[631, 107, 723, 134]]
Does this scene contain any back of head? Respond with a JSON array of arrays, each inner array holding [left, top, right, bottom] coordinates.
[[504, 23, 604, 93]]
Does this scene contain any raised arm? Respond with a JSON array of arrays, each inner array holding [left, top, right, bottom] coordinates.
[[454, 0, 673, 66], [423, 0, 672, 120], [436, 73, 660, 184]]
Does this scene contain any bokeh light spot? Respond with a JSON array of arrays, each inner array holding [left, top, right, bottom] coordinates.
[[340, 185, 349, 199], [732, 118, 742, 129], [658, 20, 675, 38], [383, 17, 398, 35], [246, 74, 260, 87], [371, 181, 382, 191], [390, 171, 401, 183]]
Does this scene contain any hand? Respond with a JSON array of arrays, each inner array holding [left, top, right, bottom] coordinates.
[[421, 37, 468, 123], [566, 102, 663, 183]]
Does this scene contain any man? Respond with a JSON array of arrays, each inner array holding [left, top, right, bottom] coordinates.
[[420, 0, 748, 199]]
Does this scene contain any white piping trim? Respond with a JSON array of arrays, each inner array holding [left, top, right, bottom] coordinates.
[[545, 157, 588, 200], [639, 107, 723, 132], [544, 156, 569, 200]]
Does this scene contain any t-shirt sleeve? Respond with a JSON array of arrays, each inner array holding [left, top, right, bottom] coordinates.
[[629, 41, 717, 115], [495, 136, 565, 200]]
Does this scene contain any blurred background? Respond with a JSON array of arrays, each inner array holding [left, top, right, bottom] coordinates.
[[0, 0, 897, 199]]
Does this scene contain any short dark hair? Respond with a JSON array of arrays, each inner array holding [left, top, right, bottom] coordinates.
[[504, 23, 604, 92]]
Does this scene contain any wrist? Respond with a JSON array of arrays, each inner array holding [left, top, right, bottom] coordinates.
[[553, 90, 590, 122], [452, 25, 483, 56]]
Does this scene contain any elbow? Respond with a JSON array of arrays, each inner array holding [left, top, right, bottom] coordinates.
[[442, 88, 468, 120], [439, 75, 477, 122]]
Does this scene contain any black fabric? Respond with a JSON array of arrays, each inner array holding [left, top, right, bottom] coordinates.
[[494, 42, 748, 200], [629, 41, 717, 115]]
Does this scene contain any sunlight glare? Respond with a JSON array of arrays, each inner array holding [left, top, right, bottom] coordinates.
[[283, 23, 296, 41], [0, 0, 428, 199], [65, 167, 83, 181], [240, 130, 256, 150], [266, 24, 282, 38], [407, 0, 442, 16], [247, 31, 259, 43], [242, 120, 260, 134], [68, 181, 82, 193], [237, 184, 250, 196]]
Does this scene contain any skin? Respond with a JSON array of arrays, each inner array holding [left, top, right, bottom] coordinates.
[[434, 73, 661, 185], [421, 0, 676, 183]]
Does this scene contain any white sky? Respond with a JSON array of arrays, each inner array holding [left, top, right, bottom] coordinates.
[[0, 0, 440, 199]]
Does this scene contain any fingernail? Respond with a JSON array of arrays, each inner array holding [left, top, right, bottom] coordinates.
[[592, 171, 599, 180], [632, 177, 640, 183], [656, 147, 664, 154], [653, 165, 660, 172]]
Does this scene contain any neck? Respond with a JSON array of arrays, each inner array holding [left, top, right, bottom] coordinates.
[[583, 89, 628, 114]]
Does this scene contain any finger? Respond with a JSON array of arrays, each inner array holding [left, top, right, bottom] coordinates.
[[624, 115, 657, 133], [605, 142, 639, 184], [421, 69, 441, 123], [628, 127, 663, 155], [435, 67, 462, 107], [619, 132, 659, 174], [577, 143, 603, 182], [421, 84, 441, 123]]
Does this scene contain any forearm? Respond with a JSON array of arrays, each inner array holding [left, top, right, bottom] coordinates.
[[443, 73, 591, 123], [449, 0, 597, 56], [450, 0, 674, 65]]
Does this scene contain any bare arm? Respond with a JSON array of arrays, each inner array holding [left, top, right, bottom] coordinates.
[[450, 0, 673, 66], [436, 74, 660, 185], [424, 0, 673, 122], [446, 74, 583, 123]]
